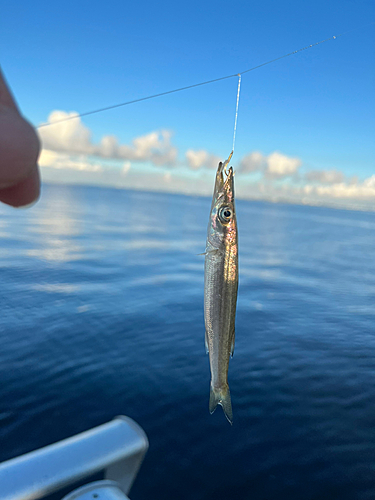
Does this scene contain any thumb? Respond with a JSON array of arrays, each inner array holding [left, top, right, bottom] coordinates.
[[0, 68, 41, 207]]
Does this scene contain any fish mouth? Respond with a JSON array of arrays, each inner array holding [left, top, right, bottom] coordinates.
[[214, 152, 234, 200], [224, 166, 234, 190]]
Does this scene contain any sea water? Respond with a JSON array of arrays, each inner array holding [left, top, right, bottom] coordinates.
[[1, 184, 375, 500]]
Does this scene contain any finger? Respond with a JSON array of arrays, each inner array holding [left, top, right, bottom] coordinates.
[[0, 164, 40, 207], [0, 107, 40, 186], [0, 67, 20, 111]]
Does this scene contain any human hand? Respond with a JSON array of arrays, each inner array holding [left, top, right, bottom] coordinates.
[[0, 68, 40, 207]]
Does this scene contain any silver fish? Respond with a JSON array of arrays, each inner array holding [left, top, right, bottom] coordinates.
[[204, 151, 238, 424]]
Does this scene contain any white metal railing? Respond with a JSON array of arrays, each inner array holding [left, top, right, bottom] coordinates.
[[0, 416, 148, 500]]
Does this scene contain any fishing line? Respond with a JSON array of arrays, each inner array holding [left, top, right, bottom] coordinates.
[[36, 22, 374, 129], [232, 75, 241, 153]]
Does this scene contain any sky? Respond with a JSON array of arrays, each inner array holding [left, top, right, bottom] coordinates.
[[1, 0, 374, 209]]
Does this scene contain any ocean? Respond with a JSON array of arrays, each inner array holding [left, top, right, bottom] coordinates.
[[1, 183, 375, 500]]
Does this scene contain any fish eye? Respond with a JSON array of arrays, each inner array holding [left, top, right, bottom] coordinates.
[[218, 206, 233, 223]]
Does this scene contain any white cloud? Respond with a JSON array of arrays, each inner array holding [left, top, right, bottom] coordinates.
[[100, 136, 118, 158], [364, 176, 375, 189], [186, 150, 208, 170], [39, 149, 102, 172], [240, 151, 267, 173], [232, 176, 375, 211], [310, 177, 375, 199], [116, 130, 178, 166], [185, 149, 221, 170], [38, 111, 178, 167], [38, 149, 60, 167], [122, 161, 131, 175], [39, 111, 94, 155], [239, 150, 302, 178], [163, 172, 172, 183], [37, 110, 375, 211], [305, 169, 345, 184], [265, 152, 302, 178]]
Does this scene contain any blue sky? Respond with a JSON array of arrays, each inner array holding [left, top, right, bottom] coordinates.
[[1, 0, 374, 208]]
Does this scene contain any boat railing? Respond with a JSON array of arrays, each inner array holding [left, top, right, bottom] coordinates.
[[0, 415, 148, 500]]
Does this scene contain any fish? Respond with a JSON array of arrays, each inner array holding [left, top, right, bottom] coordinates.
[[204, 151, 238, 424]]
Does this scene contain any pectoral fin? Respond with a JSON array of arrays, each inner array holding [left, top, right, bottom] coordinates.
[[230, 329, 235, 358], [199, 248, 222, 257]]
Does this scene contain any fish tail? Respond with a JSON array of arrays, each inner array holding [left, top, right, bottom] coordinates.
[[209, 383, 233, 425]]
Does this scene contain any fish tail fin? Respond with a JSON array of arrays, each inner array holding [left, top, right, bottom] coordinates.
[[209, 383, 233, 425]]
